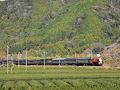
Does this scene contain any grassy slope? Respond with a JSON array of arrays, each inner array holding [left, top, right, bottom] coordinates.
[[33, 0, 110, 44], [29, 0, 108, 55], [0, 0, 119, 57]]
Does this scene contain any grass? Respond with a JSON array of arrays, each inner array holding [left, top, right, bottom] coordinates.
[[0, 66, 120, 90], [1, 79, 120, 90]]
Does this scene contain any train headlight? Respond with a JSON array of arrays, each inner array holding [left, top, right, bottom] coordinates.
[[98, 58, 102, 65]]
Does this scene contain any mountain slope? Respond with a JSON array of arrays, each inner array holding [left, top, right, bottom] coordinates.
[[0, 0, 120, 58]]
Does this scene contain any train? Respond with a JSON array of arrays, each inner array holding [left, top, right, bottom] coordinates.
[[0, 54, 103, 66]]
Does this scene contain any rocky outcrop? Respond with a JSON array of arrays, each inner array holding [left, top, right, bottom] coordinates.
[[71, 14, 86, 31], [108, 0, 120, 6], [93, 1, 120, 41], [0, 1, 7, 16], [0, 0, 32, 18], [93, 1, 120, 66], [61, 0, 70, 11], [102, 38, 120, 66]]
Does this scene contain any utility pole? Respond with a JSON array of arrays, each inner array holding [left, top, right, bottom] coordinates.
[[26, 48, 28, 71], [6, 45, 9, 74], [75, 53, 77, 66], [10, 55, 14, 72], [59, 56, 61, 68], [44, 51, 46, 69], [18, 52, 20, 67]]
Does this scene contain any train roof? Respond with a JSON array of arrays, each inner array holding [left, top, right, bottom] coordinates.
[[53, 57, 91, 61], [52, 58, 66, 60]]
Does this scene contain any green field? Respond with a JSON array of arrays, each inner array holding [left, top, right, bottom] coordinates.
[[0, 66, 120, 90]]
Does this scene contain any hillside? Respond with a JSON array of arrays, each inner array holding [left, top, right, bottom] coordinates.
[[102, 38, 120, 66], [0, 0, 120, 59]]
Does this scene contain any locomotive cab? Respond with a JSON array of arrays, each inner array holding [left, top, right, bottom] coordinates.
[[89, 54, 103, 66], [97, 54, 103, 66]]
